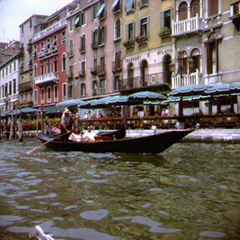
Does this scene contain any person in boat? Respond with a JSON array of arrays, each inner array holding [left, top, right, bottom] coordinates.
[[82, 126, 95, 142], [60, 108, 74, 141], [69, 127, 82, 142]]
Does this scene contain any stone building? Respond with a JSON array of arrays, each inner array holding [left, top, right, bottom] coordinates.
[[19, 15, 48, 108], [0, 40, 20, 112]]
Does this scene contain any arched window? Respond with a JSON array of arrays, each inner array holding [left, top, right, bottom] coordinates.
[[190, 48, 201, 73], [190, 0, 200, 17], [115, 19, 121, 39], [69, 40, 74, 56], [179, 2, 188, 20], [206, 32, 221, 74], [127, 63, 134, 88], [140, 60, 148, 86], [162, 54, 172, 86], [34, 64, 37, 77], [62, 53, 66, 71], [178, 50, 188, 74]]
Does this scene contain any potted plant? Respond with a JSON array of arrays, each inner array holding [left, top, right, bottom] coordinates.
[[135, 35, 148, 43], [123, 39, 135, 48], [159, 27, 171, 37]]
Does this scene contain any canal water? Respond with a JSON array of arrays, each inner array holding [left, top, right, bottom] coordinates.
[[0, 138, 239, 240]]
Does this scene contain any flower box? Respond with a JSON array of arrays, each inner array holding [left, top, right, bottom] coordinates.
[[135, 35, 148, 44], [159, 27, 171, 38], [123, 39, 135, 48]]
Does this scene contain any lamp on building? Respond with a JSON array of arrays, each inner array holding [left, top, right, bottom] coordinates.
[[188, 58, 195, 74]]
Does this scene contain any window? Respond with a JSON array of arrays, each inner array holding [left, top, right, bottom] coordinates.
[[54, 57, 58, 72], [113, 75, 120, 91], [100, 57, 105, 73], [47, 38, 50, 49], [80, 61, 86, 75], [206, 33, 220, 74], [112, 0, 120, 12], [34, 64, 37, 77], [54, 85, 58, 101], [34, 90, 37, 104], [92, 3, 99, 19], [161, 9, 171, 30], [139, 17, 149, 37], [21, 26, 24, 35], [47, 86, 51, 102], [139, 0, 148, 8], [126, 22, 135, 40], [80, 83, 86, 96], [115, 51, 122, 70], [140, 60, 148, 86], [126, 0, 135, 12], [68, 84, 73, 98], [41, 62, 44, 75], [208, 0, 218, 16], [9, 81, 12, 95], [29, 19, 32, 29], [92, 29, 98, 48], [62, 31, 66, 44], [178, 51, 188, 74], [69, 18, 73, 31], [69, 40, 74, 56], [115, 19, 121, 39], [97, 3, 106, 19], [80, 34, 86, 52], [98, 25, 106, 45], [75, 16, 80, 29], [62, 53, 66, 71], [92, 80, 98, 95], [62, 83, 67, 99], [190, 0, 200, 17], [47, 60, 51, 73], [99, 78, 106, 93], [53, 35, 57, 46], [190, 48, 201, 73], [13, 79, 16, 94], [127, 63, 134, 88], [179, 2, 188, 20], [41, 88, 44, 103]]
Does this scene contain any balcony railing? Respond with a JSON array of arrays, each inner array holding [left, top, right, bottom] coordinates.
[[172, 16, 202, 36], [33, 19, 67, 42], [34, 72, 58, 85], [120, 72, 167, 91], [19, 81, 33, 92], [112, 60, 123, 73], [171, 71, 201, 89]]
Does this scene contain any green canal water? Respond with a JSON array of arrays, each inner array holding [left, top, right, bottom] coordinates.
[[0, 138, 239, 239]]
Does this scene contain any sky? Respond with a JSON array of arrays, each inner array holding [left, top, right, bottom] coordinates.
[[0, 0, 73, 42]]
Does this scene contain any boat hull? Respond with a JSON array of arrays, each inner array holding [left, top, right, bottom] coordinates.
[[37, 129, 194, 154]]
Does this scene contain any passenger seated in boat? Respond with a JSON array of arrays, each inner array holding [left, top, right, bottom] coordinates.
[[82, 126, 95, 142], [69, 127, 82, 142]]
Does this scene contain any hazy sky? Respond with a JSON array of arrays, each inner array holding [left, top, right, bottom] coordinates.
[[0, 0, 73, 42]]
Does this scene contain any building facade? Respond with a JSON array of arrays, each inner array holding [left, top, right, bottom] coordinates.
[[19, 14, 48, 108], [0, 40, 20, 112], [9, 0, 240, 116]]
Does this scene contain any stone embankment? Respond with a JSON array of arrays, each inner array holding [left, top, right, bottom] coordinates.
[[4, 129, 240, 143], [126, 129, 240, 143]]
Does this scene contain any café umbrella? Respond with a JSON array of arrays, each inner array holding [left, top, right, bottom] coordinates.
[[128, 91, 167, 101], [56, 99, 86, 107], [168, 84, 210, 116]]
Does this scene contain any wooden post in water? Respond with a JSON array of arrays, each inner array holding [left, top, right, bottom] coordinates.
[[17, 118, 23, 142]]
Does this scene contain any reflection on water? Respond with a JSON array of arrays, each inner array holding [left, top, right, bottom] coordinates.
[[0, 138, 240, 239]]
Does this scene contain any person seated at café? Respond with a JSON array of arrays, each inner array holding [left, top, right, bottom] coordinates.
[[82, 126, 96, 142]]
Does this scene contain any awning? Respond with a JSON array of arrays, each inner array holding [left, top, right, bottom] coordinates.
[[111, 0, 120, 9], [42, 105, 65, 114], [126, 0, 134, 11], [74, 16, 80, 25], [96, 3, 105, 18]]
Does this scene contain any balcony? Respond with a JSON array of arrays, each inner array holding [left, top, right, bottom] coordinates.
[[172, 16, 203, 36], [120, 72, 171, 93], [90, 66, 99, 75], [19, 81, 33, 93], [112, 60, 123, 73], [171, 71, 201, 89], [230, 1, 240, 31], [34, 72, 58, 86], [32, 19, 67, 42]]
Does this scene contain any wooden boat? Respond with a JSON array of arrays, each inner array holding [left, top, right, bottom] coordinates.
[[37, 129, 194, 154]]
